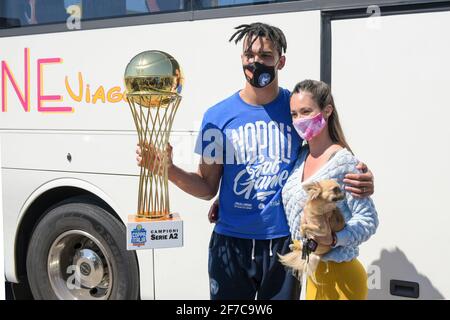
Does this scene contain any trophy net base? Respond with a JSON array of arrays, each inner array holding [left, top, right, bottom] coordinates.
[[135, 212, 171, 220]]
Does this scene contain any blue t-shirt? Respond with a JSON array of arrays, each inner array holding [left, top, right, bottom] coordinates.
[[195, 88, 302, 239]]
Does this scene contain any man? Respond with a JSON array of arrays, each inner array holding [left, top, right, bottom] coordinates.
[[137, 22, 374, 300]]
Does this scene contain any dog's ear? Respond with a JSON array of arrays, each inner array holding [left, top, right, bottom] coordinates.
[[303, 181, 322, 200]]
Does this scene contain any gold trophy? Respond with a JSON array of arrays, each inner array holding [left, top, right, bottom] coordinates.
[[125, 50, 183, 250]]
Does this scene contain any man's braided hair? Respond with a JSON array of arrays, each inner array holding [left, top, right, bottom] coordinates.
[[229, 22, 287, 55]]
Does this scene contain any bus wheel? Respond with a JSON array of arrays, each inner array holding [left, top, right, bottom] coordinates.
[[26, 197, 140, 300]]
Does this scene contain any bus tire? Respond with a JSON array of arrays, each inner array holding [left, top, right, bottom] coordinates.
[[26, 197, 140, 300]]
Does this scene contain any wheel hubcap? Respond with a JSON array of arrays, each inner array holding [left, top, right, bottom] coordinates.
[[47, 230, 113, 300]]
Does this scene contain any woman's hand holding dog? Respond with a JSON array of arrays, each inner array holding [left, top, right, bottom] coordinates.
[[310, 232, 334, 247], [306, 221, 334, 246]]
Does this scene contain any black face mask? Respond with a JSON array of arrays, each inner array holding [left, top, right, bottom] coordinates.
[[243, 62, 276, 88]]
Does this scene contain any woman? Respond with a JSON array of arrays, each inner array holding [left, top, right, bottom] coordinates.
[[282, 79, 379, 300]]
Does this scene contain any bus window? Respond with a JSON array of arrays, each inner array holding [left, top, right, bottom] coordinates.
[[145, 1, 187, 13], [81, 0, 127, 19], [0, 0, 189, 29], [127, 0, 151, 14], [194, 0, 296, 9], [0, 0, 69, 28], [82, 0, 187, 18], [0, 0, 71, 27], [30, 0, 69, 24], [0, 0, 25, 28], [0, 0, 299, 30]]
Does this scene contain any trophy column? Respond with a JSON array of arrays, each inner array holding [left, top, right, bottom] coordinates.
[[124, 50, 184, 250]]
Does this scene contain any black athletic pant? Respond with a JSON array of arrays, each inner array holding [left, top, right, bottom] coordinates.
[[208, 231, 301, 300]]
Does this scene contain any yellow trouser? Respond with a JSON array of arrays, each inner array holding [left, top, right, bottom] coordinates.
[[306, 259, 368, 300]]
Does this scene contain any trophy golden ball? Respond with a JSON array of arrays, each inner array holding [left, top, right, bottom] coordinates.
[[124, 50, 183, 108]]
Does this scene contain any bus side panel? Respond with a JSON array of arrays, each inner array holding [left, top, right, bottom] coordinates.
[[332, 11, 450, 299], [1, 167, 162, 298], [0, 10, 321, 132], [1, 9, 321, 299], [1, 131, 214, 299]]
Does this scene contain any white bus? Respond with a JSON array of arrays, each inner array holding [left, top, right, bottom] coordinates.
[[1, 0, 449, 300]]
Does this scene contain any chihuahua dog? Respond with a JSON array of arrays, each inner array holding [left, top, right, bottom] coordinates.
[[278, 179, 346, 281]]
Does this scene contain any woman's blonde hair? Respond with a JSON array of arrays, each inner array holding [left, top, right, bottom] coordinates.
[[291, 79, 352, 153]]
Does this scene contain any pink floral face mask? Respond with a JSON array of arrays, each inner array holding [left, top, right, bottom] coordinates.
[[292, 112, 327, 141]]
